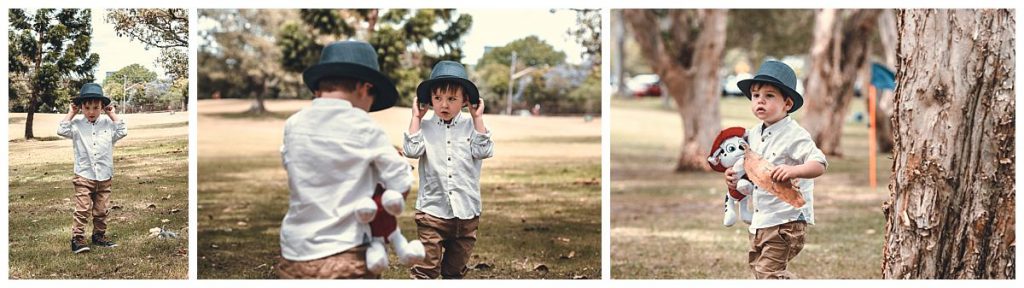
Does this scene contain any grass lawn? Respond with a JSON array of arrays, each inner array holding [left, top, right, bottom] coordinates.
[[8, 112, 190, 279], [197, 99, 601, 279], [610, 96, 891, 279]]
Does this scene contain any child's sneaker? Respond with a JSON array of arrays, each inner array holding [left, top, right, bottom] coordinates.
[[91, 233, 118, 248], [71, 236, 90, 254]]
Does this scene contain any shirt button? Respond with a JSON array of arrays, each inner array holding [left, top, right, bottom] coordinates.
[[448, 157, 451, 161], [447, 141, 451, 144], [449, 175, 452, 178]]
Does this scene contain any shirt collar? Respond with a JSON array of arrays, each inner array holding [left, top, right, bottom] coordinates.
[[760, 116, 792, 136], [311, 97, 354, 109], [435, 111, 462, 126]]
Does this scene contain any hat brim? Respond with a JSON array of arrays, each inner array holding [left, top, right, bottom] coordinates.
[[303, 62, 399, 112], [74, 94, 111, 107], [737, 76, 803, 113], [416, 76, 480, 106]]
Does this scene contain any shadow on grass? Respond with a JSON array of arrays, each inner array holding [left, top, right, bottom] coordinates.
[[9, 136, 64, 143], [198, 155, 601, 279], [135, 121, 190, 130], [206, 110, 295, 121]]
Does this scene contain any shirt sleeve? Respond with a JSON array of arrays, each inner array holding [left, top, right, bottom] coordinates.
[[403, 129, 426, 159], [57, 119, 74, 139], [470, 129, 494, 160], [791, 136, 827, 169], [371, 129, 413, 193], [112, 119, 127, 143]]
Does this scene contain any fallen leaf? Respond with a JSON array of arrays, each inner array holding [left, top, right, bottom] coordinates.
[[533, 264, 549, 272], [111, 205, 123, 210], [237, 221, 248, 227], [572, 275, 588, 279], [472, 262, 493, 271], [147, 203, 157, 209], [161, 219, 171, 223], [556, 237, 571, 243], [560, 251, 576, 259], [170, 209, 181, 213]]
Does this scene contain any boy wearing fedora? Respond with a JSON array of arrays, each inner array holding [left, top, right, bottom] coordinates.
[[57, 83, 128, 254], [404, 60, 493, 279], [726, 60, 827, 279], [276, 41, 413, 279]]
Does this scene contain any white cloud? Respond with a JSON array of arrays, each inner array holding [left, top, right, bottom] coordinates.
[[459, 9, 587, 66]]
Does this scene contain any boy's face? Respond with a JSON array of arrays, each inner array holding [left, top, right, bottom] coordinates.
[[749, 83, 792, 124], [431, 88, 466, 121], [80, 100, 104, 123]]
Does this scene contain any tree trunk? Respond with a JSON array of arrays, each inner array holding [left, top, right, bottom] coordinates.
[[874, 9, 898, 153], [623, 9, 726, 171], [801, 9, 881, 156], [881, 9, 1015, 279]]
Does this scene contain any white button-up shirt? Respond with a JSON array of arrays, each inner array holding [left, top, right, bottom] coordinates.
[[279, 98, 413, 261], [57, 116, 128, 181], [404, 112, 493, 220], [746, 116, 828, 234]]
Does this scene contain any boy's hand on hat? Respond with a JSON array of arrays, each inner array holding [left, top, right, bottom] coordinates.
[[470, 99, 485, 119], [105, 105, 116, 115], [412, 99, 428, 119], [69, 105, 79, 115]]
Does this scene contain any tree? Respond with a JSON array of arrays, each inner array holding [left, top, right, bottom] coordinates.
[[278, 9, 472, 107], [726, 9, 815, 65], [106, 9, 189, 110], [475, 36, 568, 114], [881, 9, 1014, 279], [101, 63, 158, 111], [800, 9, 881, 156], [872, 10, 898, 153], [199, 9, 300, 114], [568, 9, 601, 70], [623, 9, 727, 171], [9, 9, 100, 139]]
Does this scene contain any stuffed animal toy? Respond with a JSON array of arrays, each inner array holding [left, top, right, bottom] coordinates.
[[707, 127, 754, 227], [353, 149, 426, 274]]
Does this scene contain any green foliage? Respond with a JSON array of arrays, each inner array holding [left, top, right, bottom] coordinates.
[[105, 9, 189, 80], [726, 10, 815, 64], [277, 9, 473, 106], [101, 63, 158, 104], [8, 8, 99, 138], [476, 35, 566, 68]]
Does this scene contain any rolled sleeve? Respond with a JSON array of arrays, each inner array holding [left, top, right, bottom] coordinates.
[[112, 119, 127, 143], [470, 129, 494, 160], [57, 120, 73, 138], [403, 130, 426, 159]]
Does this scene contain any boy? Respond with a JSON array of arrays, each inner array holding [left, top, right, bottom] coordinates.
[[404, 60, 493, 279], [727, 60, 827, 279], [277, 41, 413, 279], [57, 83, 128, 254]]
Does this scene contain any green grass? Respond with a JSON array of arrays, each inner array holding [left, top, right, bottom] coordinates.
[[197, 154, 601, 279], [611, 97, 890, 279], [8, 137, 189, 279]]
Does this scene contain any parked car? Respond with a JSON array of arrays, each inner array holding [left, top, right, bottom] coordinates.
[[626, 74, 663, 97], [721, 73, 750, 97]]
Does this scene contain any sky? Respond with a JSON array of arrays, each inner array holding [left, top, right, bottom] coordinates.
[[458, 9, 586, 65], [90, 8, 166, 83]]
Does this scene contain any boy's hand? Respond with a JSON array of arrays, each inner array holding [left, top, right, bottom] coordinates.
[[770, 165, 797, 182], [470, 99, 485, 119], [412, 99, 428, 119], [105, 105, 116, 115], [69, 105, 79, 115], [725, 168, 738, 190]]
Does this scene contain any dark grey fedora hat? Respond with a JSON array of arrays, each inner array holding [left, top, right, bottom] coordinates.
[[416, 60, 480, 105], [73, 83, 111, 106], [737, 60, 803, 113], [302, 41, 399, 112]]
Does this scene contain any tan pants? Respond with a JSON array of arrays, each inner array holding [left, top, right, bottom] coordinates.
[[276, 244, 379, 279], [71, 175, 112, 237], [410, 211, 479, 279], [748, 221, 807, 279]]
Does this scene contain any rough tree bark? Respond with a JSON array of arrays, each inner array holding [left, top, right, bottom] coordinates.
[[622, 9, 727, 171], [882, 9, 1015, 279], [801, 9, 881, 156]]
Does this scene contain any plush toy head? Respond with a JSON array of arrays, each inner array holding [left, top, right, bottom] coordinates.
[[707, 127, 748, 172]]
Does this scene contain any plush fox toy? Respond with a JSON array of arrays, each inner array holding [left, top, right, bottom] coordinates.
[[707, 127, 754, 227]]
